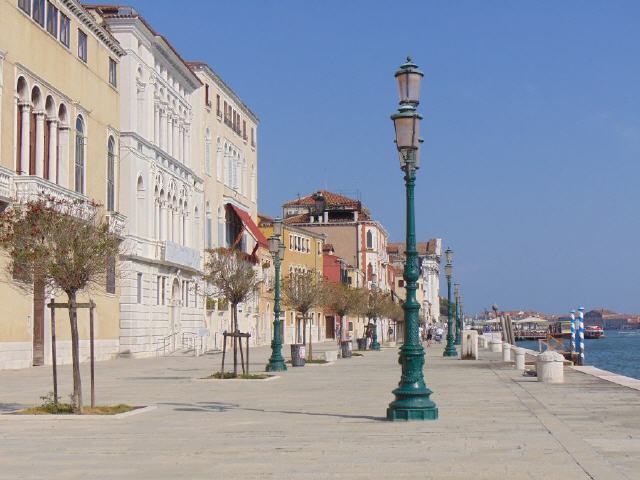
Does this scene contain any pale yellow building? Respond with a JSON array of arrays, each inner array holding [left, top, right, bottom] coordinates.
[[0, 0, 125, 369], [259, 216, 325, 345], [188, 61, 267, 347]]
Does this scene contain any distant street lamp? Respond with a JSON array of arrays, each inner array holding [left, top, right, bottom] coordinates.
[[386, 57, 438, 421], [454, 283, 461, 345], [443, 247, 457, 357], [266, 218, 287, 372]]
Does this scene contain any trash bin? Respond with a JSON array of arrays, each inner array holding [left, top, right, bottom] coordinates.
[[341, 340, 352, 358], [357, 338, 367, 351], [291, 344, 306, 367]]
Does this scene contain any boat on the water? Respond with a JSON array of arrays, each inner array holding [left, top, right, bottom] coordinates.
[[585, 325, 604, 339]]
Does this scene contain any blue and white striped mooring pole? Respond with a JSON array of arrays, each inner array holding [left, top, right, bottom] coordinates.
[[570, 310, 576, 355], [578, 306, 585, 366]]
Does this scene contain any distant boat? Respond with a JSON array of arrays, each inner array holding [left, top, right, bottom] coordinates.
[[585, 325, 604, 339]]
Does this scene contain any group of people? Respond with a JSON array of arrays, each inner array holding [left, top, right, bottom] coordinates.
[[420, 325, 445, 347]]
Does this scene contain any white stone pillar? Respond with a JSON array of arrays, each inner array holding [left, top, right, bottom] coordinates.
[[167, 116, 173, 156], [34, 112, 45, 177], [154, 105, 160, 146], [184, 128, 190, 167], [48, 119, 58, 182], [178, 124, 183, 162], [19, 103, 30, 174], [172, 119, 178, 158], [159, 109, 166, 150], [514, 348, 525, 371]]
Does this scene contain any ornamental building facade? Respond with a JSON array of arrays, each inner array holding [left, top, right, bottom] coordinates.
[[0, 0, 125, 368], [87, 5, 206, 358]]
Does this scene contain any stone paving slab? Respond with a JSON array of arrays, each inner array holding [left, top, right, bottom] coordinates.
[[0, 342, 639, 479]]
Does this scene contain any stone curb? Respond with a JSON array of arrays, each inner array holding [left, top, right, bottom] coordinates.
[[571, 366, 640, 391], [0, 405, 157, 420], [192, 375, 281, 382]]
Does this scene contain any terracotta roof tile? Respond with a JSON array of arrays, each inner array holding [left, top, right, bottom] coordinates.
[[283, 190, 360, 208]]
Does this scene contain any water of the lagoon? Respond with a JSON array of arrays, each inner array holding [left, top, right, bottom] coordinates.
[[517, 330, 640, 380]]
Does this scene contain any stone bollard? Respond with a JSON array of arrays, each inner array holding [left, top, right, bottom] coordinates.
[[489, 341, 503, 353], [514, 347, 525, 371], [461, 330, 478, 360], [536, 351, 564, 383], [502, 342, 511, 362]]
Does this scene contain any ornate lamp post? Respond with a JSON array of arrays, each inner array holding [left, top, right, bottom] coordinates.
[[454, 283, 461, 345], [386, 57, 438, 421], [443, 247, 457, 357], [266, 218, 287, 372]]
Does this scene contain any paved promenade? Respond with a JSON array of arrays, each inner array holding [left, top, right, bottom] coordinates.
[[1, 342, 640, 480]]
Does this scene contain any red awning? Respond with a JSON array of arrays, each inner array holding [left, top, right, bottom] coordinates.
[[229, 204, 268, 249]]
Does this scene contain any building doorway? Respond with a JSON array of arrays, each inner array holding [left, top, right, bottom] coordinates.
[[325, 315, 335, 339], [32, 279, 45, 366]]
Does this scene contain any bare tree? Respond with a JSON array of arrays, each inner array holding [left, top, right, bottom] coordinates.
[[281, 271, 324, 360], [203, 248, 261, 376], [323, 282, 366, 347], [0, 197, 120, 414]]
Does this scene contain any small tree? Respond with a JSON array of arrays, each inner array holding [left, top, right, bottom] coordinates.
[[281, 271, 324, 360], [364, 288, 389, 350], [323, 282, 366, 346], [203, 248, 261, 376], [0, 197, 120, 414]]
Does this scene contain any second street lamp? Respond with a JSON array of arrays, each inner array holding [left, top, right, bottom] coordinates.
[[454, 283, 461, 346], [386, 57, 438, 421], [443, 247, 457, 357], [266, 218, 287, 372]]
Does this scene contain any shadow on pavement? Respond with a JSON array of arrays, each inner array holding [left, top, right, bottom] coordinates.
[[160, 401, 385, 421]]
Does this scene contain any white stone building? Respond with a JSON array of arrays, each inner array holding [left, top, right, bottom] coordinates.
[[89, 6, 206, 357]]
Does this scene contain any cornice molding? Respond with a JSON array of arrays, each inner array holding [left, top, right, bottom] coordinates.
[[61, 0, 125, 57]]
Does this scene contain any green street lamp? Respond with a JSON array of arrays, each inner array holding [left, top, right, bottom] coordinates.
[[386, 57, 438, 421], [266, 218, 287, 372], [454, 283, 461, 345], [443, 247, 457, 357]]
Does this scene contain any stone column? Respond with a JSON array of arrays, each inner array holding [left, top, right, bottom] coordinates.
[[154, 105, 160, 146], [19, 103, 31, 174], [172, 119, 178, 158], [34, 112, 45, 177], [167, 116, 173, 156], [178, 124, 183, 162], [47, 119, 58, 182], [184, 127, 190, 167]]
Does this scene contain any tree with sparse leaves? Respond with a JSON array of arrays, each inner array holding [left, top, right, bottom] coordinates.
[[203, 247, 261, 376], [364, 288, 391, 349], [281, 270, 324, 360], [0, 197, 120, 414], [323, 282, 366, 345]]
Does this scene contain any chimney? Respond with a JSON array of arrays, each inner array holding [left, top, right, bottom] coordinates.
[[323, 211, 328, 223], [353, 211, 358, 221]]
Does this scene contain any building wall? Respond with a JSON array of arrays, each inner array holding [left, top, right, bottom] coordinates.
[[0, 0, 123, 369], [95, 11, 205, 358]]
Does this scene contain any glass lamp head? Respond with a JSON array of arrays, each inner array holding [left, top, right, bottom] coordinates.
[[444, 263, 452, 278], [278, 243, 286, 261], [268, 235, 279, 255], [273, 217, 283, 237], [395, 57, 424, 105], [445, 247, 453, 265]]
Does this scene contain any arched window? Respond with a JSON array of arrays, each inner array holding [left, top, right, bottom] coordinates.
[[216, 138, 222, 180], [193, 206, 200, 250], [74, 115, 85, 194], [136, 176, 146, 236], [205, 128, 211, 174], [366, 230, 373, 249], [205, 202, 212, 249], [107, 136, 115, 211]]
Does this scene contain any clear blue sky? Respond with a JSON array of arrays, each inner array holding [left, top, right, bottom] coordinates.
[[114, 0, 640, 315]]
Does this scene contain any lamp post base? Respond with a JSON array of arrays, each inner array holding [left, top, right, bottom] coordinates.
[[387, 388, 438, 421], [443, 344, 457, 357], [265, 358, 287, 372], [370, 340, 381, 351]]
